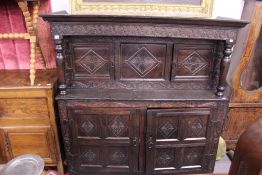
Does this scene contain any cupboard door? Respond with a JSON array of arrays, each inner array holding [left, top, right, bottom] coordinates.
[[0, 127, 57, 164], [146, 108, 214, 174], [68, 108, 142, 174]]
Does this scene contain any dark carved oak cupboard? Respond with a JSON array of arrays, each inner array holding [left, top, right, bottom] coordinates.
[[43, 13, 247, 175]]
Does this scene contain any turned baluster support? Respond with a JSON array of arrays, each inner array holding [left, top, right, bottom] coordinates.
[[216, 39, 234, 97], [32, 0, 46, 68], [54, 34, 67, 95]]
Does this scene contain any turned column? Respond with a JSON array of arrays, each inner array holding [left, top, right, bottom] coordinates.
[[216, 39, 234, 97], [54, 34, 67, 95]]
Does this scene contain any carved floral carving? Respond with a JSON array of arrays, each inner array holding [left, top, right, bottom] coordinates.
[[51, 24, 238, 41]]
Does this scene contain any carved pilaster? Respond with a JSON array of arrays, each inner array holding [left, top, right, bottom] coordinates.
[[216, 39, 234, 97], [54, 34, 67, 95], [58, 101, 76, 175]]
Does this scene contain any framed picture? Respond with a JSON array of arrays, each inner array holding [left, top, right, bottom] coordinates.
[[71, 0, 214, 17]]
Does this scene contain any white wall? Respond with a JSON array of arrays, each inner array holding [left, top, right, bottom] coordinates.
[[51, 0, 244, 19]]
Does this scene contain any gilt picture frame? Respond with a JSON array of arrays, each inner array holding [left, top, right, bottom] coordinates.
[[70, 0, 214, 17]]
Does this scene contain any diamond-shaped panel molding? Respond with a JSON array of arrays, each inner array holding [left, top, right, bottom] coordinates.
[[126, 47, 160, 77], [160, 121, 177, 138], [159, 153, 172, 166], [76, 49, 107, 74], [190, 119, 203, 137], [80, 120, 96, 135], [83, 150, 97, 162], [182, 51, 208, 75], [111, 151, 126, 163], [109, 117, 127, 137], [185, 150, 199, 163]]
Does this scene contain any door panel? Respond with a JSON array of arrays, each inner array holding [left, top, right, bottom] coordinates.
[[1, 127, 56, 164], [68, 108, 142, 174], [146, 108, 212, 174]]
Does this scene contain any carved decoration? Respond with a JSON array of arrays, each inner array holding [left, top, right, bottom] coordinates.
[[111, 151, 127, 164], [125, 47, 160, 77], [185, 150, 199, 164], [80, 120, 96, 135], [181, 51, 208, 75], [58, 101, 76, 174], [109, 117, 127, 137], [190, 118, 204, 137], [51, 23, 238, 41], [83, 150, 97, 163], [73, 80, 211, 90], [75, 49, 107, 74], [159, 120, 177, 138], [158, 152, 173, 167]]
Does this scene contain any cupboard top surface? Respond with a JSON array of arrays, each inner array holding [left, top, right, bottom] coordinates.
[[0, 69, 58, 89], [42, 13, 248, 28], [56, 88, 229, 101], [43, 14, 248, 41]]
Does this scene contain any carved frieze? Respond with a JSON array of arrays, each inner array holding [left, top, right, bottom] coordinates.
[[51, 23, 238, 41]]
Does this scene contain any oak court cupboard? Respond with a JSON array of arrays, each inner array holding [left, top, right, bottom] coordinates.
[[43, 13, 248, 175]]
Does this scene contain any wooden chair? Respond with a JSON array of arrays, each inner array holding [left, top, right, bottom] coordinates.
[[0, 0, 46, 85], [223, 1, 262, 149]]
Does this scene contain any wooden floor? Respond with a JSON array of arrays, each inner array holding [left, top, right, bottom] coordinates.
[[0, 155, 231, 175]]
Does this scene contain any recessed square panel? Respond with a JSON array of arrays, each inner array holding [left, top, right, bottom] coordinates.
[[172, 48, 214, 80], [182, 147, 205, 168], [156, 115, 179, 140], [80, 146, 102, 166], [106, 115, 130, 138], [154, 148, 176, 169], [182, 115, 208, 140], [106, 147, 129, 166], [77, 115, 101, 138], [72, 43, 113, 79], [120, 43, 167, 80]]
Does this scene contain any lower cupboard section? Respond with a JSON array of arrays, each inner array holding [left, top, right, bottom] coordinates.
[[58, 104, 223, 175]]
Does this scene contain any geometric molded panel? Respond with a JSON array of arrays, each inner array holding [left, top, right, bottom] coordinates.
[[107, 147, 129, 166], [120, 43, 168, 80], [183, 116, 208, 139], [157, 117, 179, 140], [76, 49, 107, 74], [190, 118, 204, 137], [71, 42, 113, 79], [181, 51, 208, 75], [182, 147, 204, 168], [159, 120, 177, 138], [155, 148, 175, 168], [126, 47, 160, 77], [80, 146, 101, 166], [172, 46, 214, 80], [80, 119, 96, 135], [108, 116, 128, 137], [77, 116, 100, 137]]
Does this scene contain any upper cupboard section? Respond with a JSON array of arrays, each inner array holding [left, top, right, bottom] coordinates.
[[64, 37, 220, 90]]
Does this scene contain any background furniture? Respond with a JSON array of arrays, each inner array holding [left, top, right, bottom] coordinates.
[[222, 1, 262, 150], [44, 14, 247, 175], [228, 117, 262, 175], [0, 70, 63, 174], [0, 0, 45, 85], [0, 0, 56, 75]]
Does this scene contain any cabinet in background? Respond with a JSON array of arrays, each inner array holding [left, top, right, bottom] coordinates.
[[0, 70, 64, 175]]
